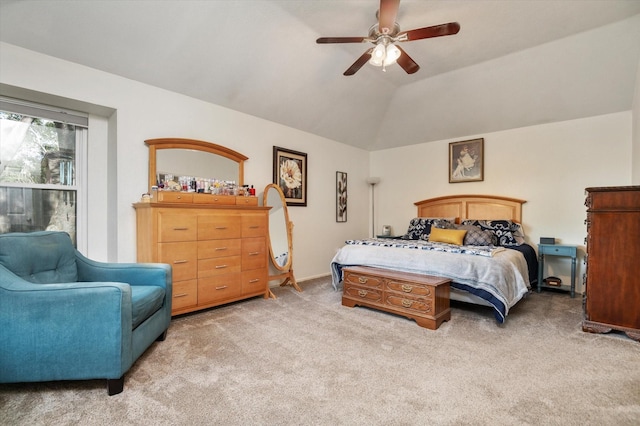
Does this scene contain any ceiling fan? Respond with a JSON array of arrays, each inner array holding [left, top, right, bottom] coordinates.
[[316, 0, 460, 76]]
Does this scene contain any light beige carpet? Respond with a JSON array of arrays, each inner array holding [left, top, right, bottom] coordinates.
[[2, 276, 639, 425]]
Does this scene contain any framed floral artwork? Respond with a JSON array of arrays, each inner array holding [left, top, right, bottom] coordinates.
[[273, 146, 307, 206], [449, 138, 484, 183], [336, 171, 347, 222]]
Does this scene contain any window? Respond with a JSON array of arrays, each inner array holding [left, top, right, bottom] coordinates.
[[0, 98, 87, 247]]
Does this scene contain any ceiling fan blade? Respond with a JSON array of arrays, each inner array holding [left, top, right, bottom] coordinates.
[[316, 37, 367, 44], [344, 48, 374, 76], [378, 0, 400, 34], [395, 45, 419, 74], [399, 22, 460, 41]]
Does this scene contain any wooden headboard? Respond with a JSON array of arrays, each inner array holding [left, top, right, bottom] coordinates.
[[415, 195, 526, 224]]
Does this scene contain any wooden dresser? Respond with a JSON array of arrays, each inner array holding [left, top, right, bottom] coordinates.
[[342, 266, 451, 330], [583, 186, 640, 341], [134, 194, 270, 316]]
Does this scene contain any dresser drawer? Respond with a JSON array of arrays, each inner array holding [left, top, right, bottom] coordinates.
[[172, 279, 197, 311], [198, 255, 241, 278], [192, 193, 236, 205], [343, 270, 384, 289], [198, 273, 242, 304], [198, 215, 241, 240], [385, 294, 433, 314], [157, 192, 193, 203], [241, 269, 267, 295], [386, 279, 433, 297], [242, 237, 266, 270], [236, 197, 259, 206], [198, 239, 241, 259], [158, 213, 197, 242], [241, 214, 267, 237], [343, 284, 383, 303], [158, 241, 197, 281]]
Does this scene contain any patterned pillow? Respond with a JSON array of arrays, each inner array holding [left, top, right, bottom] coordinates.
[[402, 217, 456, 240], [461, 220, 524, 246], [456, 224, 497, 246]]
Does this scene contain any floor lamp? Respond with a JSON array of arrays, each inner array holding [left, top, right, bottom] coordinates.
[[366, 177, 380, 238]]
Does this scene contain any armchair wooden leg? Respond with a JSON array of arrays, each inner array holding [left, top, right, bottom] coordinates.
[[107, 376, 124, 395], [156, 329, 168, 341]]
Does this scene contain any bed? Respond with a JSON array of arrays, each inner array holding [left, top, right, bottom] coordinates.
[[330, 194, 539, 323]]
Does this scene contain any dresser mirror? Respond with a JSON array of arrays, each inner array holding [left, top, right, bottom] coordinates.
[[145, 138, 247, 192], [263, 183, 300, 294]]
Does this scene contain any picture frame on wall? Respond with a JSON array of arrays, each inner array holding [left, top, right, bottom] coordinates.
[[273, 146, 307, 206], [336, 171, 347, 222], [449, 138, 484, 183]]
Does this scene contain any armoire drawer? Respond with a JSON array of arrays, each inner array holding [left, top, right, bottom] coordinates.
[[158, 241, 197, 282], [198, 274, 242, 304]]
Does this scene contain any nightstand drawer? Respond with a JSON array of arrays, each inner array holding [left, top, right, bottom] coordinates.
[[539, 244, 576, 257]]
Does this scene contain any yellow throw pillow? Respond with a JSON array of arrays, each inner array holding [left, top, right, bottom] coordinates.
[[429, 228, 467, 245]]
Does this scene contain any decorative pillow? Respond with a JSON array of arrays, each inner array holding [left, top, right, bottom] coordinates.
[[428, 228, 467, 245], [402, 217, 456, 240], [455, 224, 497, 246], [461, 220, 524, 246]]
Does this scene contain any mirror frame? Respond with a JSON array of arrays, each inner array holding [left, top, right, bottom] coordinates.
[[263, 183, 300, 293], [146, 138, 248, 192]]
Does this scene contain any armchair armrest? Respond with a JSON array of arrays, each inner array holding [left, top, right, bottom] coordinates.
[[75, 251, 172, 289], [0, 266, 134, 382]]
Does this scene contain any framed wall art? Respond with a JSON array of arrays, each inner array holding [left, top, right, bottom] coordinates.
[[336, 171, 347, 222], [449, 138, 484, 183], [273, 146, 307, 206]]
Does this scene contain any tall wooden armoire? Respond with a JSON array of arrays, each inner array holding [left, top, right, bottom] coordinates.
[[583, 186, 640, 341]]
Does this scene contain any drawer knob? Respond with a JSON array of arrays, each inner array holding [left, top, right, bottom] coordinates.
[[358, 289, 368, 297], [173, 227, 189, 231], [173, 260, 188, 264], [249, 251, 260, 256], [249, 278, 260, 283], [358, 277, 368, 284], [215, 265, 228, 269], [215, 247, 228, 251], [174, 293, 188, 298], [215, 285, 228, 290], [402, 299, 413, 308], [401, 284, 413, 293]]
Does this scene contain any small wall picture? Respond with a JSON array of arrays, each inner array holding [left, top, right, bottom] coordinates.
[[449, 138, 484, 183], [336, 171, 347, 222], [273, 146, 307, 206]]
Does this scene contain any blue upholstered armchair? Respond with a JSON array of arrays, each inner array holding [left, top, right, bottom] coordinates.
[[0, 231, 172, 395]]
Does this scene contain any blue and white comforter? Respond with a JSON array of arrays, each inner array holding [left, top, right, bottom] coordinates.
[[330, 238, 531, 323]]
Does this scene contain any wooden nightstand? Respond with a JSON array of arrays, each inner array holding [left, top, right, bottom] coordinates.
[[537, 244, 578, 298]]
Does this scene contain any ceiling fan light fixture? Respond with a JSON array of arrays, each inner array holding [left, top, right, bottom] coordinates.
[[369, 43, 386, 66], [383, 43, 401, 66]]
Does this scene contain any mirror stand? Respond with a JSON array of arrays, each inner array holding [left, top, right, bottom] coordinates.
[[264, 184, 300, 297]]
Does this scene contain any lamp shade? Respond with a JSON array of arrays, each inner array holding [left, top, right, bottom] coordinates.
[[366, 177, 381, 185]]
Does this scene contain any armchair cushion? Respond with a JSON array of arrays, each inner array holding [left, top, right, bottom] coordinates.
[[131, 285, 165, 329], [0, 231, 78, 283]]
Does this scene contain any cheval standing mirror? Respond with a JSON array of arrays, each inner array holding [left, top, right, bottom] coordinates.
[[263, 183, 300, 295]]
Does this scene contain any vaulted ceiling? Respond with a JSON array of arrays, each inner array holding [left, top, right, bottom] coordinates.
[[1, 0, 639, 151]]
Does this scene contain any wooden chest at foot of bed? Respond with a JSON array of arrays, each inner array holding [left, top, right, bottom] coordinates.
[[342, 266, 451, 330]]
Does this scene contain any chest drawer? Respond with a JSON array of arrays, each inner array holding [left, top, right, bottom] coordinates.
[[172, 279, 197, 311], [386, 279, 433, 297], [198, 255, 241, 278], [241, 214, 267, 237], [198, 215, 241, 240], [241, 269, 267, 294], [386, 294, 433, 314], [343, 270, 384, 289], [158, 213, 197, 242], [158, 241, 197, 281], [242, 237, 266, 270], [198, 239, 242, 259], [343, 284, 383, 303], [198, 273, 242, 304]]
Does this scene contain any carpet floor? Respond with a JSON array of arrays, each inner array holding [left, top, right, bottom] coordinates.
[[1, 276, 639, 425]]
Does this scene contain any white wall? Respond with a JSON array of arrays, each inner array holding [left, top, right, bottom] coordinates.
[[0, 42, 369, 280], [371, 112, 632, 294]]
